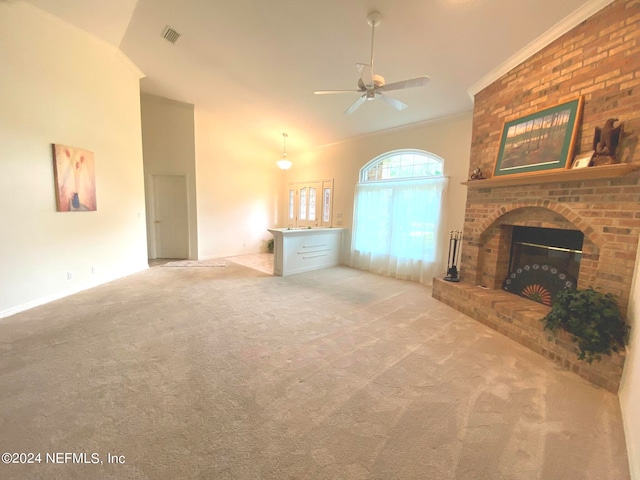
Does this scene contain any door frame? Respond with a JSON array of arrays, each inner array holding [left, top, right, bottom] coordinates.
[[286, 178, 334, 228], [146, 173, 191, 259]]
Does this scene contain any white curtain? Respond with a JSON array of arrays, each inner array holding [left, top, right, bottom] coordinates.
[[350, 176, 448, 284]]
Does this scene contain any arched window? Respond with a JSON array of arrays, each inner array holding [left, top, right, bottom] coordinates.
[[360, 149, 444, 182], [351, 149, 447, 283]]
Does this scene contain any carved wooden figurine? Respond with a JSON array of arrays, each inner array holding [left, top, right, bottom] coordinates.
[[593, 118, 624, 165], [469, 167, 484, 180]]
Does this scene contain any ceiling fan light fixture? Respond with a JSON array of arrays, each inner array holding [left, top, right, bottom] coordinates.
[[276, 133, 292, 170], [314, 10, 430, 114]]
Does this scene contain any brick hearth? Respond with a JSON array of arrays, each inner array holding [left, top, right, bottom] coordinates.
[[433, 278, 625, 392]]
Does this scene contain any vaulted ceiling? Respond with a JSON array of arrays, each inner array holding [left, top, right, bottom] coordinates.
[[26, 0, 609, 152]]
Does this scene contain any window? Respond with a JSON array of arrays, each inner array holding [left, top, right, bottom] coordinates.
[[323, 187, 331, 223], [308, 187, 316, 222], [299, 187, 307, 221], [351, 150, 447, 283], [361, 149, 443, 182], [288, 190, 295, 221]]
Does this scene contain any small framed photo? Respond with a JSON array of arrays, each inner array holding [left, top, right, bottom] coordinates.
[[572, 150, 594, 169]]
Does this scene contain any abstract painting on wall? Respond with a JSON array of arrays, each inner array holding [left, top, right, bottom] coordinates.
[[52, 144, 97, 212]]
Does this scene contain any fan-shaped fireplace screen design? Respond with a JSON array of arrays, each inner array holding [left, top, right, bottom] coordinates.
[[503, 264, 576, 305], [502, 226, 583, 305]]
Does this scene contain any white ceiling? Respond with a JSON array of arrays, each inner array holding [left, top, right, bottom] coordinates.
[[26, 0, 608, 152]]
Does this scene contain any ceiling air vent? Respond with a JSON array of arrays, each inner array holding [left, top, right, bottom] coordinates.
[[161, 26, 181, 44]]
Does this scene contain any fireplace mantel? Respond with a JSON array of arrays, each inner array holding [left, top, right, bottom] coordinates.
[[462, 163, 640, 189]]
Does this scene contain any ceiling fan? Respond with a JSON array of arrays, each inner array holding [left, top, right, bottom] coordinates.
[[314, 11, 430, 115]]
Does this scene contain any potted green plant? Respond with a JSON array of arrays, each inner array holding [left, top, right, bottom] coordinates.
[[542, 287, 629, 363]]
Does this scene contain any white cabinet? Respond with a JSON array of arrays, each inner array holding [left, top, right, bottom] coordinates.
[[267, 228, 345, 276]]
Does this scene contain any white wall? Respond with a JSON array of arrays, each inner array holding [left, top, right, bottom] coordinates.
[[0, 2, 148, 318], [283, 112, 472, 278], [194, 110, 283, 259], [140, 95, 198, 259], [621, 239, 640, 479]]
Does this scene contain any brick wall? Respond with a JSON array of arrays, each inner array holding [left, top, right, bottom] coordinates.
[[471, 0, 640, 175], [438, 0, 640, 391]]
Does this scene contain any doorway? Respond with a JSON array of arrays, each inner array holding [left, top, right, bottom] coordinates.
[[149, 174, 190, 259]]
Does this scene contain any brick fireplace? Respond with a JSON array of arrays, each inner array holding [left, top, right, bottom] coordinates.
[[433, 0, 640, 392], [462, 174, 640, 307]]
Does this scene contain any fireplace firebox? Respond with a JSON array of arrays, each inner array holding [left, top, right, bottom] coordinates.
[[502, 226, 583, 305]]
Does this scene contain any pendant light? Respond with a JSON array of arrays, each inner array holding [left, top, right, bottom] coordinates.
[[276, 133, 292, 170]]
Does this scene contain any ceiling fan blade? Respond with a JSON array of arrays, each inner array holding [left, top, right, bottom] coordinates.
[[377, 93, 408, 111], [378, 76, 430, 92], [314, 89, 361, 95], [345, 95, 366, 115]]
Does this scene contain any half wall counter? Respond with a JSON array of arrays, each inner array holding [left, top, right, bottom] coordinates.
[[267, 228, 346, 276]]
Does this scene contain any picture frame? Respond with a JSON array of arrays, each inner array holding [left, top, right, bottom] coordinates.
[[493, 96, 583, 178], [572, 150, 594, 169], [52, 144, 97, 212]]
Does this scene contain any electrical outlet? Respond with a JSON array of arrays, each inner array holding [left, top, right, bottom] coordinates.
[[91, 266, 97, 274], [66, 272, 73, 280]]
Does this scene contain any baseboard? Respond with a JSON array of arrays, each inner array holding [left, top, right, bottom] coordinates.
[[621, 405, 640, 480], [628, 429, 639, 480], [200, 251, 265, 261], [620, 343, 640, 480], [0, 264, 149, 320]]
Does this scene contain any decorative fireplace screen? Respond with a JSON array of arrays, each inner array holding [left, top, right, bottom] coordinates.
[[502, 226, 583, 305]]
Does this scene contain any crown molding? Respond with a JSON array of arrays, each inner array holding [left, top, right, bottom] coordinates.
[[467, 0, 615, 99]]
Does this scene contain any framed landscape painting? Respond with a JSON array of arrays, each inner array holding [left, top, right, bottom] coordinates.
[[52, 144, 97, 211], [493, 97, 583, 177]]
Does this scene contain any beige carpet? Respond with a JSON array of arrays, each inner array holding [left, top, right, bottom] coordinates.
[[0, 262, 630, 479]]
